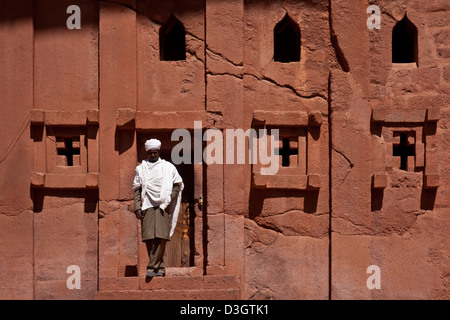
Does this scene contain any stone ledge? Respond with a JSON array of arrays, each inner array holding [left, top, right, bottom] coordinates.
[[252, 173, 321, 190], [30, 172, 99, 189], [372, 173, 388, 189], [165, 266, 203, 277], [30, 109, 99, 126], [99, 275, 240, 292], [94, 288, 240, 300], [371, 107, 439, 123], [424, 174, 440, 189], [252, 110, 322, 126], [116, 109, 207, 129]]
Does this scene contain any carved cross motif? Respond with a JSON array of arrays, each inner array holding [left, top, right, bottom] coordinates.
[[57, 137, 80, 166], [393, 133, 415, 171], [278, 138, 299, 167]]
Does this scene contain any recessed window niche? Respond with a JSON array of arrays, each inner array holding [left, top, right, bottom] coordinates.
[[159, 14, 186, 61], [392, 14, 418, 65], [274, 14, 301, 63]]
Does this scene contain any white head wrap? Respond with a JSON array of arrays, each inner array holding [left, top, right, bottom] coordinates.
[[145, 139, 161, 151]]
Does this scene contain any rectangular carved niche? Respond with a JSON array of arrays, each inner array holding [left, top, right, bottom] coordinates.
[[251, 110, 322, 190], [31, 111, 99, 189], [371, 107, 439, 190], [371, 107, 439, 212], [47, 127, 87, 174], [385, 128, 423, 172]]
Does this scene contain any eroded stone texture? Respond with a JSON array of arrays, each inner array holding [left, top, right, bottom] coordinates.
[[0, 0, 449, 300], [244, 219, 328, 300], [330, 0, 450, 300]]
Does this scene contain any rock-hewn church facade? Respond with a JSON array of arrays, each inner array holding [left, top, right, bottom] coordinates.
[[0, 0, 449, 299]]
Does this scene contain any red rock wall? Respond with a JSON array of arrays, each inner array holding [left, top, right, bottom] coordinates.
[[241, 0, 330, 299], [330, 0, 450, 299], [0, 0, 448, 300], [0, 0, 34, 299]]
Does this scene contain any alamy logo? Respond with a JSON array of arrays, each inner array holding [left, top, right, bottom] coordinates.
[[366, 265, 381, 289], [66, 265, 81, 290], [66, 5, 81, 30], [171, 121, 280, 175], [367, 5, 381, 30]]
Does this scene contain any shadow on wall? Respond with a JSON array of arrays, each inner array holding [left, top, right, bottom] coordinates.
[[371, 175, 437, 212], [370, 117, 438, 212], [31, 187, 99, 213], [248, 188, 319, 220], [3, 0, 99, 30], [0, 0, 331, 34], [115, 127, 134, 155]]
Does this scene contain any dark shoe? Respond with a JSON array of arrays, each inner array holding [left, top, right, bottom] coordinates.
[[146, 270, 157, 277]]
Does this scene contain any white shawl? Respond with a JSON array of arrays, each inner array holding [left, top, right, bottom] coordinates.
[[133, 158, 184, 237]]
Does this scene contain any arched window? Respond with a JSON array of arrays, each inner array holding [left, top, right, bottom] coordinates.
[[392, 14, 418, 64], [274, 14, 301, 63], [159, 14, 186, 61]]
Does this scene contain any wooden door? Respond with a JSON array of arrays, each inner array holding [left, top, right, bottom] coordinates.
[[164, 200, 191, 267]]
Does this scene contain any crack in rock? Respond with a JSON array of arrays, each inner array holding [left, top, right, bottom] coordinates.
[[244, 72, 327, 101], [206, 47, 242, 68], [332, 147, 354, 168], [328, 0, 350, 73]]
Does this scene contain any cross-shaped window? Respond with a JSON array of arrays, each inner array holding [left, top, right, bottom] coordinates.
[[393, 133, 414, 171], [277, 138, 299, 167], [57, 137, 80, 166]]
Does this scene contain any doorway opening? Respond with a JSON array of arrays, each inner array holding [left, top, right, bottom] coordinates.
[[136, 131, 195, 267]]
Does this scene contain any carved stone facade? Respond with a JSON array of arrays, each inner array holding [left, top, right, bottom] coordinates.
[[0, 0, 449, 300]]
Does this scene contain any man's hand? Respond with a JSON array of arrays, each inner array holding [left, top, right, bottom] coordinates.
[[135, 209, 144, 219]]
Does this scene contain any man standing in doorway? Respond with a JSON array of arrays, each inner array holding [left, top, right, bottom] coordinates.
[[133, 139, 184, 277]]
